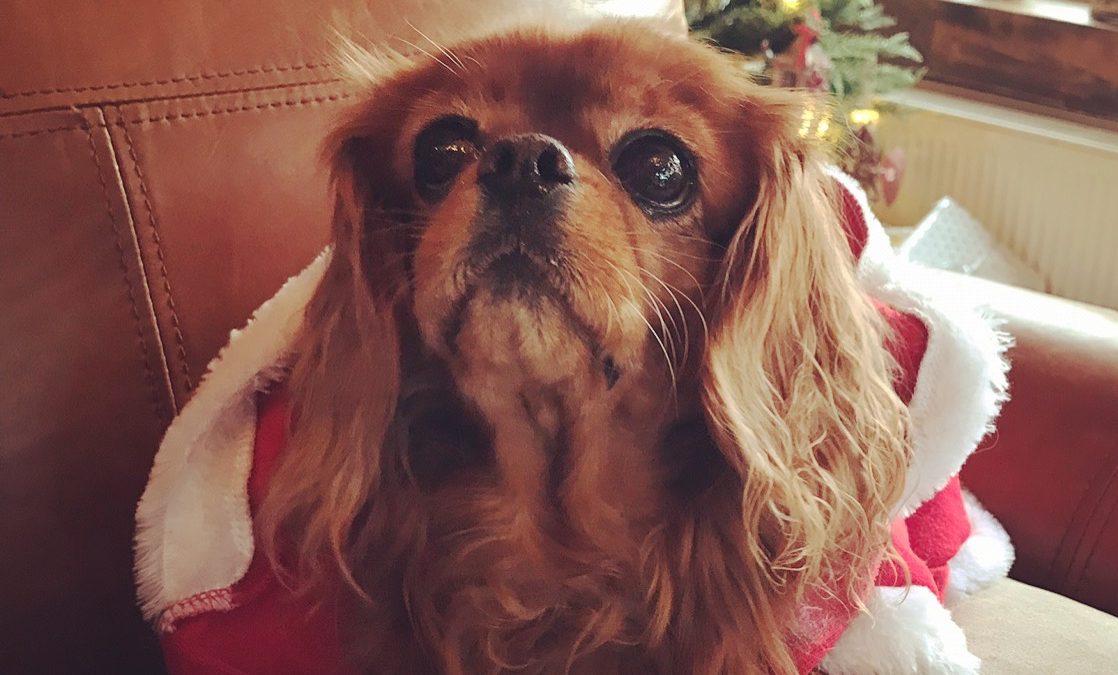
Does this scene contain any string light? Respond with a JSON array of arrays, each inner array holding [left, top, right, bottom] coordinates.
[[815, 115, 830, 139], [798, 105, 815, 138], [798, 104, 835, 140], [849, 108, 880, 126]]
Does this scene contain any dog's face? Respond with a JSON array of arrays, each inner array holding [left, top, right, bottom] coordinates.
[[333, 28, 784, 414]]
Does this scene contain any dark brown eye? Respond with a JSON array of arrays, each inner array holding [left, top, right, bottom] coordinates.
[[611, 130, 697, 217], [414, 115, 480, 202]]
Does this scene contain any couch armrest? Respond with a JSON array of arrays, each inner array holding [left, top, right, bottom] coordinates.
[[952, 578, 1118, 673], [933, 272, 1118, 615]]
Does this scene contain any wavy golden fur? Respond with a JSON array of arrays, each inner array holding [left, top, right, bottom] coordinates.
[[258, 21, 911, 674]]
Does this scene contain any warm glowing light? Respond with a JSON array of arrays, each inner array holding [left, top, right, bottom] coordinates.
[[798, 105, 835, 140], [849, 108, 881, 126], [782, 0, 803, 10], [815, 116, 830, 138], [798, 105, 815, 138]]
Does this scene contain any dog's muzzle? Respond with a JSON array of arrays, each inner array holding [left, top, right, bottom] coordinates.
[[449, 135, 618, 388], [468, 134, 576, 288]]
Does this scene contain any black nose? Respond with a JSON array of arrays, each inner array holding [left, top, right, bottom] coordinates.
[[477, 133, 577, 200]]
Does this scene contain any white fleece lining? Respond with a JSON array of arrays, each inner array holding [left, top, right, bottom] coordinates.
[[133, 248, 332, 622], [133, 172, 1010, 633], [829, 169, 1012, 517], [820, 490, 1014, 672], [945, 489, 1016, 606], [821, 585, 981, 675]]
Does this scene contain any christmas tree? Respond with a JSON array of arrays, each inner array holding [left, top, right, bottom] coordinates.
[[686, 0, 924, 201], [687, 0, 923, 104]]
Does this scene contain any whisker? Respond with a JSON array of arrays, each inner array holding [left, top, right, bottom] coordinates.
[[392, 36, 461, 77], [605, 261, 677, 358], [577, 271, 620, 345], [630, 249, 711, 348], [634, 264, 693, 367], [637, 246, 722, 265], [405, 20, 467, 72], [603, 259, 684, 345], [614, 228, 727, 252], [592, 257, 679, 396], [631, 247, 707, 292], [631, 273, 682, 364]]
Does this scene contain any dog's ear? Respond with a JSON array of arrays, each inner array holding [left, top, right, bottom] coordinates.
[[699, 90, 911, 645], [258, 106, 420, 597]]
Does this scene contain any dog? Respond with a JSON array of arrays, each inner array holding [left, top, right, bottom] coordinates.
[[256, 21, 911, 674], [137, 18, 1013, 675]]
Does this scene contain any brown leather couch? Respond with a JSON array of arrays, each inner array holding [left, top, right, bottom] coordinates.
[[1, 1, 1114, 673]]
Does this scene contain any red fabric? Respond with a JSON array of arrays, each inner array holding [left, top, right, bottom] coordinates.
[[875, 478, 972, 604], [161, 389, 357, 675], [156, 182, 969, 674], [879, 301, 929, 405], [790, 590, 860, 674], [876, 517, 937, 596], [162, 340, 965, 675], [837, 179, 870, 261], [903, 476, 973, 598]]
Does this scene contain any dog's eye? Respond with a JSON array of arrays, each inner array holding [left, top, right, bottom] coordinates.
[[611, 130, 697, 217], [414, 115, 481, 202]]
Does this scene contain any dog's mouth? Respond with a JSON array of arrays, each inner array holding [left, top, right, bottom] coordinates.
[[479, 245, 562, 292], [440, 241, 621, 389]]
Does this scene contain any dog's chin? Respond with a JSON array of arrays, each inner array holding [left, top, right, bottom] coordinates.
[[433, 259, 624, 396], [453, 282, 590, 384]]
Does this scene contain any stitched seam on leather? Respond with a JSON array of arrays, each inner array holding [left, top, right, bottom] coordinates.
[[0, 124, 88, 140], [1049, 461, 1111, 591], [1, 61, 331, 99], [1070, 459, 1118, 596], [102, 110, 179, 415], [0, 78, 343, 122], [83, 118, 167, 424], [121, 92, 357, 126], [119, 120, 195, 393]]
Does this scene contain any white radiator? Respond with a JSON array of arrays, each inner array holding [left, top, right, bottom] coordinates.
[[873, 90, 1118, 309]]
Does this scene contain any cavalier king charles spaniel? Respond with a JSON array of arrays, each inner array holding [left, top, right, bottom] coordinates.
[[255, 21, 912, 675]]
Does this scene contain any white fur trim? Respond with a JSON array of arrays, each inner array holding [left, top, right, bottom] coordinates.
[[830, 169, 1012, 516], [133, 249, 332, 623], [945, 490, 1015, 605], [822, 586, 981, 675]]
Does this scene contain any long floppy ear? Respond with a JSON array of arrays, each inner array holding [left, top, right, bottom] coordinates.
[[256, 109, 418, 596], [700, 95, 912, 664]]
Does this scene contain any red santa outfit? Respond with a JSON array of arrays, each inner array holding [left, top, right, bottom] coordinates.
[[134, 171, 1014, 674]]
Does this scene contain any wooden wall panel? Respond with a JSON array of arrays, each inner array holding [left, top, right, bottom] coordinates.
[[881, 0, 1118, 122]]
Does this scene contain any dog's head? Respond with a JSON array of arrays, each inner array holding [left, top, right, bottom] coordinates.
[[323, 24, 804, 396], [263, 22, 911, 673]]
